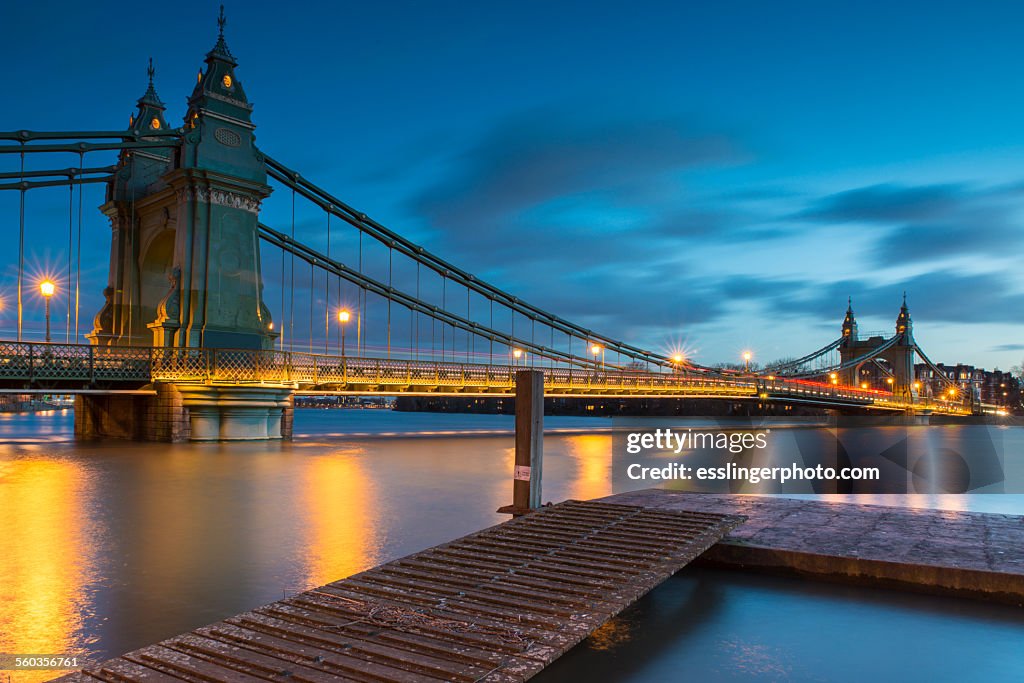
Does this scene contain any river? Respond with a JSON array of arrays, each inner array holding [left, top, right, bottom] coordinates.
[[0, 408, 1022, 682]]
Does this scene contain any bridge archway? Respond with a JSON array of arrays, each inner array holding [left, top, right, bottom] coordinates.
[[140, 228, 176, 340]]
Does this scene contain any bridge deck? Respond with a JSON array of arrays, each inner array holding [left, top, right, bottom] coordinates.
[[56, 500, 742, 683]]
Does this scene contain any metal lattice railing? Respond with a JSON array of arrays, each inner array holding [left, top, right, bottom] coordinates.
[[0, 340, 973, 414]]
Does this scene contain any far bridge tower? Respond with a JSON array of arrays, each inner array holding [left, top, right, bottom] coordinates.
[[838, 295, 918, 400]]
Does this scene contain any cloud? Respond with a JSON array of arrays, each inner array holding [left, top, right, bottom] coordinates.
[[990, 343, 1024, 352], [405, 109, 744, 263], [795, 181, 1024, 266], [358, 108, 1024, 360], [785, 271, 1024, 327], [799, 183, 964, 223]]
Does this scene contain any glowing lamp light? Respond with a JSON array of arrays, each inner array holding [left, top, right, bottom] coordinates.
[[672, 353, 684, 364], [861, 383, 869, 389], [39, 280, 56, 298], [337, 309, 351, 323], [512, 348, 523, 359], [742, 351, 752, 362], [591, 344, 602, 356]]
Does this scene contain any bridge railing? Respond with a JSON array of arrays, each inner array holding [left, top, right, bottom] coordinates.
[[0, 341, 153, 384], [0, 341, 976, 413]]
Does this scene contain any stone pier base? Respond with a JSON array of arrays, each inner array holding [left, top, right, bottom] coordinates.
[[75, 383, 294, 442], [175, 384, 294, 441]]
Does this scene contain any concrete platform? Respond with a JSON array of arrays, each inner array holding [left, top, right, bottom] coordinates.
[[601, 490, 1024, 605]]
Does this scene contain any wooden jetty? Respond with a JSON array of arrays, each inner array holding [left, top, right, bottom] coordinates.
[[57, 500, 743, 683], [603, 489, 1024, 605]]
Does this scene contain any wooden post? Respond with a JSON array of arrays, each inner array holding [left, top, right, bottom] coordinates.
[[499, 369, 544, 515]]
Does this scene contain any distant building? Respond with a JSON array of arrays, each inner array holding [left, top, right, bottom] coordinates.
[[914, 362, 1021, 408]]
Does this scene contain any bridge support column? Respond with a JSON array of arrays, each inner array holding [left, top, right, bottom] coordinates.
[[75, 383, 190, 442], [74, 383, 293, 442], [175, 384, 295, 441]]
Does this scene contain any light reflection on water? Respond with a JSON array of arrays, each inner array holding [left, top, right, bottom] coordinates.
[[0, 408, 1021, 682]]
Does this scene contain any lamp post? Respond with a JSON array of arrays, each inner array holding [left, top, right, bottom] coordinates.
[[742, 351, 752, 373], [338, 309, 350, 356], [40, 280, 55, 343], [512, 348, 523, 366], [591, 344, 603, 371]]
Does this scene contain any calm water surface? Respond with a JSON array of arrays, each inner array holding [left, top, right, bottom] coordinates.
[[1, 409, 1022, 682]]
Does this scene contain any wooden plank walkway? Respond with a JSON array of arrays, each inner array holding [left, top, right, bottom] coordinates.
[[603, 490, 1024, 605], [57, 500, 743, 683]]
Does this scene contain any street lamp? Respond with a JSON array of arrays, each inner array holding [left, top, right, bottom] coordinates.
[[39, 280, 55, 343], [829, 372, 838, 385], [671, 353, 684, 373], [337, 309, 350, 356], [591, 344, 603, 370], [742, 351, 752, 373], [513, 348, 523, 365]]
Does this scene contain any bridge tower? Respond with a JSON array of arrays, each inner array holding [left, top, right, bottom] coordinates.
[[837, 295, 918, 399], [77, 10, 290, 443], [89, 10, 275, 350]]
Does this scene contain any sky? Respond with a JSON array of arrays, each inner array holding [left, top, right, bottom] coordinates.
[[1, 0, 1023, 368]]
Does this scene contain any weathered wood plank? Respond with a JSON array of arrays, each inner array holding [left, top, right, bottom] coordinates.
[[55, 501, 743, 683]]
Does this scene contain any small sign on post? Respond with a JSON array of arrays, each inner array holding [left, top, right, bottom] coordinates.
[[498, 369, 544, 515]]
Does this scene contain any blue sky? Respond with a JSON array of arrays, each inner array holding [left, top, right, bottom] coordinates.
[[2, 1, 1023, 367]]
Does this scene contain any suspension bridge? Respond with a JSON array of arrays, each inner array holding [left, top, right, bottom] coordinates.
[[0, 11, 982, 440]]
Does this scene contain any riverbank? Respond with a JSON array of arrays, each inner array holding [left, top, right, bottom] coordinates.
[[602, 489, 1024, 605]]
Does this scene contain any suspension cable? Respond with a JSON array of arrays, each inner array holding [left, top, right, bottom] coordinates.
[[17, 142, 25, 341], [387, 243, 392, 359], [66, 173, 74, 342], [75, 151, 84, 341], [324, 208, 330, 353], [264, 156, 690, 370], [259, 223, 598, 368], [289, 187, 295, 352]]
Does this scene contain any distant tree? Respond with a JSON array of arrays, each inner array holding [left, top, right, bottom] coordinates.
[[763, 356, 798, 370], [712, 361, 761, 372], [1012, 360, 1024, 382]]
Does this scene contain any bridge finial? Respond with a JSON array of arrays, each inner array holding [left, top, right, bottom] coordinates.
[[896, 291, 912, 335], [205, 3, 236, 64], [135, 56, 165, 112]]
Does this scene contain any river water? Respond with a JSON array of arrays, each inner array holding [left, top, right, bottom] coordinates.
[[0, 409, 1022, 682]]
